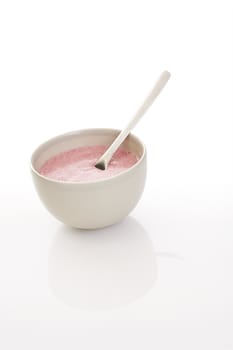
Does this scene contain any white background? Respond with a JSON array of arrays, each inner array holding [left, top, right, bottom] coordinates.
[[0, 0, 233, 349]]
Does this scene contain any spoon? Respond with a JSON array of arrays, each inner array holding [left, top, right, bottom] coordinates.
[[95, 70, 171, 170]]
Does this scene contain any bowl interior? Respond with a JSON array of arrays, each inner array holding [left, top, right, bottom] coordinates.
[[31, 129, 145, 172]]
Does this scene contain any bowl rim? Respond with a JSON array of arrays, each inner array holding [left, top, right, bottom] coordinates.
[[30, 128, 146, 186]]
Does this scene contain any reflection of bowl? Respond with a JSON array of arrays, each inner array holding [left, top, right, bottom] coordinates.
[[30, 128, 146, 229], [48, 218, 157, 309]]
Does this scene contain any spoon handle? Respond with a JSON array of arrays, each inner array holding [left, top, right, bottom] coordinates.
[[96, 70, 171, 169], [122, 70, 171, 135]]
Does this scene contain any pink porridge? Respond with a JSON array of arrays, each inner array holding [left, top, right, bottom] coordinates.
[[39, 145, 138, 182]]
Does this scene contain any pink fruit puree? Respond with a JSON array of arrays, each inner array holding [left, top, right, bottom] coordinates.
[[39, 145, 138, 182]]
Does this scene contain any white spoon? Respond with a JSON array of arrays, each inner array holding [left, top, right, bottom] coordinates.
[[95, 70, 171, 170]]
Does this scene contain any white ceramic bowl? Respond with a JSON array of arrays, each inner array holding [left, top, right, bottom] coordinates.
[[31, 128, 147, 229]]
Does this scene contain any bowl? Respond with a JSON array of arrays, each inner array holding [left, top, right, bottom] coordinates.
[[30, 128, 147, 229]]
